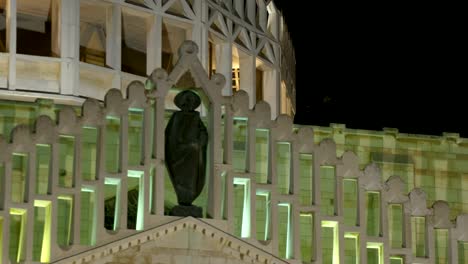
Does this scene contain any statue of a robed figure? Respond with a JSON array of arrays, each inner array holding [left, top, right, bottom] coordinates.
[[165, 90, 208, 217]]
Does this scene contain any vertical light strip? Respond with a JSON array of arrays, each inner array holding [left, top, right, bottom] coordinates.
[[278, 203, 292, 259], [367, 242, 383, 264], [81, 187, 96, 245], [104, 178, 121, 230], [435, 229, 449, 264], [234, 178, 250, 238], [9, 208, 27, 263], [57, 195, 73, 247], [344, 233, 359, 264], [322, 221, 339, 264], [128, 170, 145, 230], [256, 190, 270, 241], [320, 166, 336, 216], [34, 200, 51, 263]]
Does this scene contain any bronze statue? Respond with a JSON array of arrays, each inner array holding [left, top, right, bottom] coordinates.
[[165, 90, 208, 217]]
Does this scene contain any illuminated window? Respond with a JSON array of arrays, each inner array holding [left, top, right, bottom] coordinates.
[[255, 129, 269, 183], [300, 212, 314, 262], [106, 116, 121, 173], [80, 187, 96, 245], [233, 117, 248, 172], [277, 142, 291, 194], [36, 144, 51, 195], [233, 178, 250, 238], [128, 109, 144, 166], [343, 179, 358, 226], [344, 233, 359, 264], [389, 204, 404, 248], [278, 203, 292, 259], [57, 195, 73, 247], [299, 154, 313, 206], [322, 221, 339, 264], [256, 190, 270, 241], [412, 216, 427, 257], [33, 200, 52, 263], [367, 242, 383, 264], [104, 178, 121, 231], [366, 192, 381, 237], [127, 170, 145, 230], [435, 229, 449, 264], [12, 153, 28, 203], [9, 208, 27, 263], [82, 127, 98, 181], [59, 135, 75, 188], [320, 166, 336, 216]]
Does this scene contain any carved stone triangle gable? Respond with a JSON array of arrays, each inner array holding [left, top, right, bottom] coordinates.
[[55, 217, 289, 264]]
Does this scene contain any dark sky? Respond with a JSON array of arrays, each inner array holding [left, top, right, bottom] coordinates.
[[274, 2, 467, 137]]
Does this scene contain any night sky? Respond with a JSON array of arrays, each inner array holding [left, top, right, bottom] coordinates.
[[274, 2, 467, 137]]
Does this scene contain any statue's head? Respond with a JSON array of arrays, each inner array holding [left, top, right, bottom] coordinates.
[[174, 90, 201, 111]]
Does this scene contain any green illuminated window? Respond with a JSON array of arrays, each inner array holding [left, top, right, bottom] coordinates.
[[12, 153, 28, 203], [389, 204, 404, 248], [128, 109, 144, 166], [459, 242, 468, 264], [33, 200, 51, 263], [366, 192, 381, 237], [9, 208, 27, 263], [344, 233, 359, 264], [128, 170, 145, 230], [164, 167, 177, 215], [0, 216, 3, 261], [277, 142, 291, 194], [81, 127, 98, 180], [390, 256, 404, 264], [106, 116, 121, 173], [255, 129, 269, 183], [149, 167, 155, 214], [367, 243, 383, 264], [322, 221, 339, 264], [36, 144, 51, 195], [104, 178, 121, 230], [256, 190, 270, 241], [300, 212, 314, 262], [278, 203, 292, 259], [411, 216, 427, 257], [220, 171, 227, 219], [343, 179, 358, 226], [59, 135, 75, 188], [320, 166, 336, 216], [299, 154, 313, 205], [80, 188, 96, 246], [57, 195, 73, 247], [435, 229, 449, 264], [233, 178, 250, 238], [0, 163, 4, 209], [233, 117, 248, 172]]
